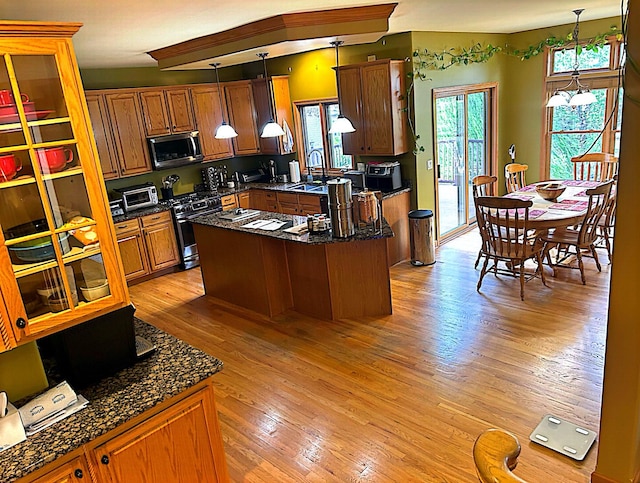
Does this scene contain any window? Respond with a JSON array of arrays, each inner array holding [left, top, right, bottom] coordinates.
[[544, 40, 623, 179], [295, 100, 352, 172]]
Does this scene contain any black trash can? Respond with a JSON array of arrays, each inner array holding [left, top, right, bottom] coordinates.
[[408, 210, 436, 266]]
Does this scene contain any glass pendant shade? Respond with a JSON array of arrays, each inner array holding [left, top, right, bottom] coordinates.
[[546, 91, 570, 107], [569, 90, 597, 106], [261, 120, 285, 138], [215, 122, 238, 139], [329, 115, 356, 134]]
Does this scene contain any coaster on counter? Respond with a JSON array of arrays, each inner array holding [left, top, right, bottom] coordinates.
[[529, 414, 596, 461]]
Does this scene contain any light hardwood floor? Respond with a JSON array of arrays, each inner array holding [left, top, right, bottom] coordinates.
[[129, 230, 610, 482]]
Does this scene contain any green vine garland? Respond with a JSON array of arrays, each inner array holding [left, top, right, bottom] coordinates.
[[407, 26, 623, 154]]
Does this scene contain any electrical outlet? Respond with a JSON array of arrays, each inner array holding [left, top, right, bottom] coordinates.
[[427, 159, 433, 170]]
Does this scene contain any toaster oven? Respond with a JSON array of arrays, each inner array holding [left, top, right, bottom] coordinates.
[[115, 183, 158, 212]]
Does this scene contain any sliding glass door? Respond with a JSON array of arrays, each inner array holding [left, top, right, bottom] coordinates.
[[434, 84, 496, 240]]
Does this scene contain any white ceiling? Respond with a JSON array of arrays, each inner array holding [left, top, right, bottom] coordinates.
[[2, 0, 623, 70]]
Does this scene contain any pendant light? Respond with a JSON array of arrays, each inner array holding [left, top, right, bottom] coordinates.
[[211, 63, 238, 139], [546, 9, 597, 108], [257, 52, 285, 138], [329, 40, 355, 134]]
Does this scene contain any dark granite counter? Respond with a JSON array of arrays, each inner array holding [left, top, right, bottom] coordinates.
[[217, 182, 410, 200], [191, 210, 394, 245], [0, 319, 223, 482]]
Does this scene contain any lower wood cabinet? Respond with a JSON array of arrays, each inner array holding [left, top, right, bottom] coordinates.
[[220, 194, 238, 211], [21, 380, 229, 483], [90, 385, 225, 483], [114, 211, 179, 282], [31, 456, 92, 483]]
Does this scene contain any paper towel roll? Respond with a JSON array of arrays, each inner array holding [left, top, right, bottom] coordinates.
[[289, 161, 301, 183]]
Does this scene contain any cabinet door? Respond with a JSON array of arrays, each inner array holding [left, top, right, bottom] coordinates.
[[32, 455, 93, 483], [141, 213, 180, 272], [337, 66, 366, 155], [165, 88, 195, 133], [298, 193, 324, 215], [252, 78, 278, 155], [190, 86, 233, 161], [0, 43, 129, 344], [237, 192, 250, 209], [103, 92, 152, 177], [220, 194, 237, 210], [85, 93, 119, 180], [139, 90, 171, 136], [225, 81, 260, 156], [116, 228, 149, 281], [92, 387, 228, 483], [360, 63, 394, 155]]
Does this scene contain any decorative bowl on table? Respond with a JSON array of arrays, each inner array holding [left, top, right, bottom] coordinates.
[[535, 182, 566, 201]]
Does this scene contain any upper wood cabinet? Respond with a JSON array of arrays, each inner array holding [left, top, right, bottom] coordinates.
[[139, 87, 195, 136], [190, 86, 233, 161], [252, 76, 295, 156], [85, 93, 119, 180], [337, 59, 409, 156], [0, 21, 129, 349], [224, 80, 261, 156], [103, 91, 153, 177]]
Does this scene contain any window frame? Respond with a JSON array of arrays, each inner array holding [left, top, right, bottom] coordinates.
[[293, 98, 353, 175], [542, 37, 623, 180]]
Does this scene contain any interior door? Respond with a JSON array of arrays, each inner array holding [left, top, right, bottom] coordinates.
[[434, 85, 494, 240]]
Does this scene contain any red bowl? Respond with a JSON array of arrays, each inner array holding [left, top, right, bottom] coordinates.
[[0, 102, 35, 117]]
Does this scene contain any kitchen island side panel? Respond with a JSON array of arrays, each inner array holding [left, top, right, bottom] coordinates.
[[193, 224, 292, 317]]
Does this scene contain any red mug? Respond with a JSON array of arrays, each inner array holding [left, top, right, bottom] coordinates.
[[0, 153, 22, 182], [37, 147, 74, 173], [0, 89, 29, 106]]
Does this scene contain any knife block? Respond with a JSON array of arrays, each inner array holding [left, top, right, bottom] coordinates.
[[0, 403, 26, 452]]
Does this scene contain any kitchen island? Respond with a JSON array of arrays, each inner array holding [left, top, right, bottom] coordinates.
[[192, 211, 394, 320], [2, 319, 228, 483]]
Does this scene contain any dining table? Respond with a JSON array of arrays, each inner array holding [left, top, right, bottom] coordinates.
[[504, 179, 602, 230]]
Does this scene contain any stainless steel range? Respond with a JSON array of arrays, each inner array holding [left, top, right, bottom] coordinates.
[[168, 192, 221, 269]]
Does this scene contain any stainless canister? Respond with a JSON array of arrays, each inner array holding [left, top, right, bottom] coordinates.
[[327, 178, 355, 238]]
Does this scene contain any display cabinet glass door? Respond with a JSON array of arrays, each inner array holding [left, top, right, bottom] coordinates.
[[0, 49, 116, 339]]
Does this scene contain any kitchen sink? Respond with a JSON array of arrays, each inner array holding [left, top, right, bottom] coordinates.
[[286, 183, 328, 193]]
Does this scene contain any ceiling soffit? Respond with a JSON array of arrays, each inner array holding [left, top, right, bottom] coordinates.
[[147, 3, 398, 70]]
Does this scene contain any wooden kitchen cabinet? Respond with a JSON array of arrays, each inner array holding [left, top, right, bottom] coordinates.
[[220, 194, 238, 211], [139, 87, 195, 136], [337, 59, 409, 156], [90, 383, 228, 483], [276, 192, 327, 216], [114, 220, 149, 281], [0, 21, 129, 349], [102, 91, 153, 177], [250, 189, 278, 212], [140, 211, 180, 272], [237, 192, 250, 208], [190, 86, 234, 161], [224, 80, 261, 156], [252, 76, 295, 155], [114, 211, 179, 282], [85, 93, 119, 180], [30, 455, 93, 483]]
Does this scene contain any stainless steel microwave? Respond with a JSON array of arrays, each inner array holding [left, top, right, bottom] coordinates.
[[115, 183, 158, 212], [148, 131, 203, 170]]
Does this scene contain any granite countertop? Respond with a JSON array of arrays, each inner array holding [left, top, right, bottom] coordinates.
[[0, 319, 223, 482], [191, 210, 394, 245], [216, 182, 411, 200], [112, 203, 172, 224]]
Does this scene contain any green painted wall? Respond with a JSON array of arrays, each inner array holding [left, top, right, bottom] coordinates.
[[0, 342, 48, 402]]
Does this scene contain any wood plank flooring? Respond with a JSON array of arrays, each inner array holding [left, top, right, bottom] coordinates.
[[129, 230, 610, 482]]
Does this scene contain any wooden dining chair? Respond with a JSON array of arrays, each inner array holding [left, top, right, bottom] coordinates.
[[472, 175, 498, 268], [570, 152, 618, 181], [504, 163, 528, 193], [475, 196, 546, 300], [541, 180, 614, 284], [597, 187, 617, 263], [473, 429, 528, 483]]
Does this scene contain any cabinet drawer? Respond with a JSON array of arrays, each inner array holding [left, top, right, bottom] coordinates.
[[265, 192, 277, 201], [278, 202, 298, 215], [140, 210, 172, 228], [277, 192, 298, 204], [220, 194, 237, 209], [114, 219, 141, 236]]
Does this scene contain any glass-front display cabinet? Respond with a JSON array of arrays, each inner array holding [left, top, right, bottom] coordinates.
[[0, 22, 129, 350]]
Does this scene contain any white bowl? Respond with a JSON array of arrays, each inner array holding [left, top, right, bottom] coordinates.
[[79, 279, 110, 301], [37, 285, 62, 305]]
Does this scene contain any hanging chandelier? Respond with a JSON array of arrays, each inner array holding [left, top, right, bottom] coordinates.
[[257, 52, 286, 138], [211, 63, 238, 139], [546, 9, 597, 108], [329, 40, 356, 134]]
